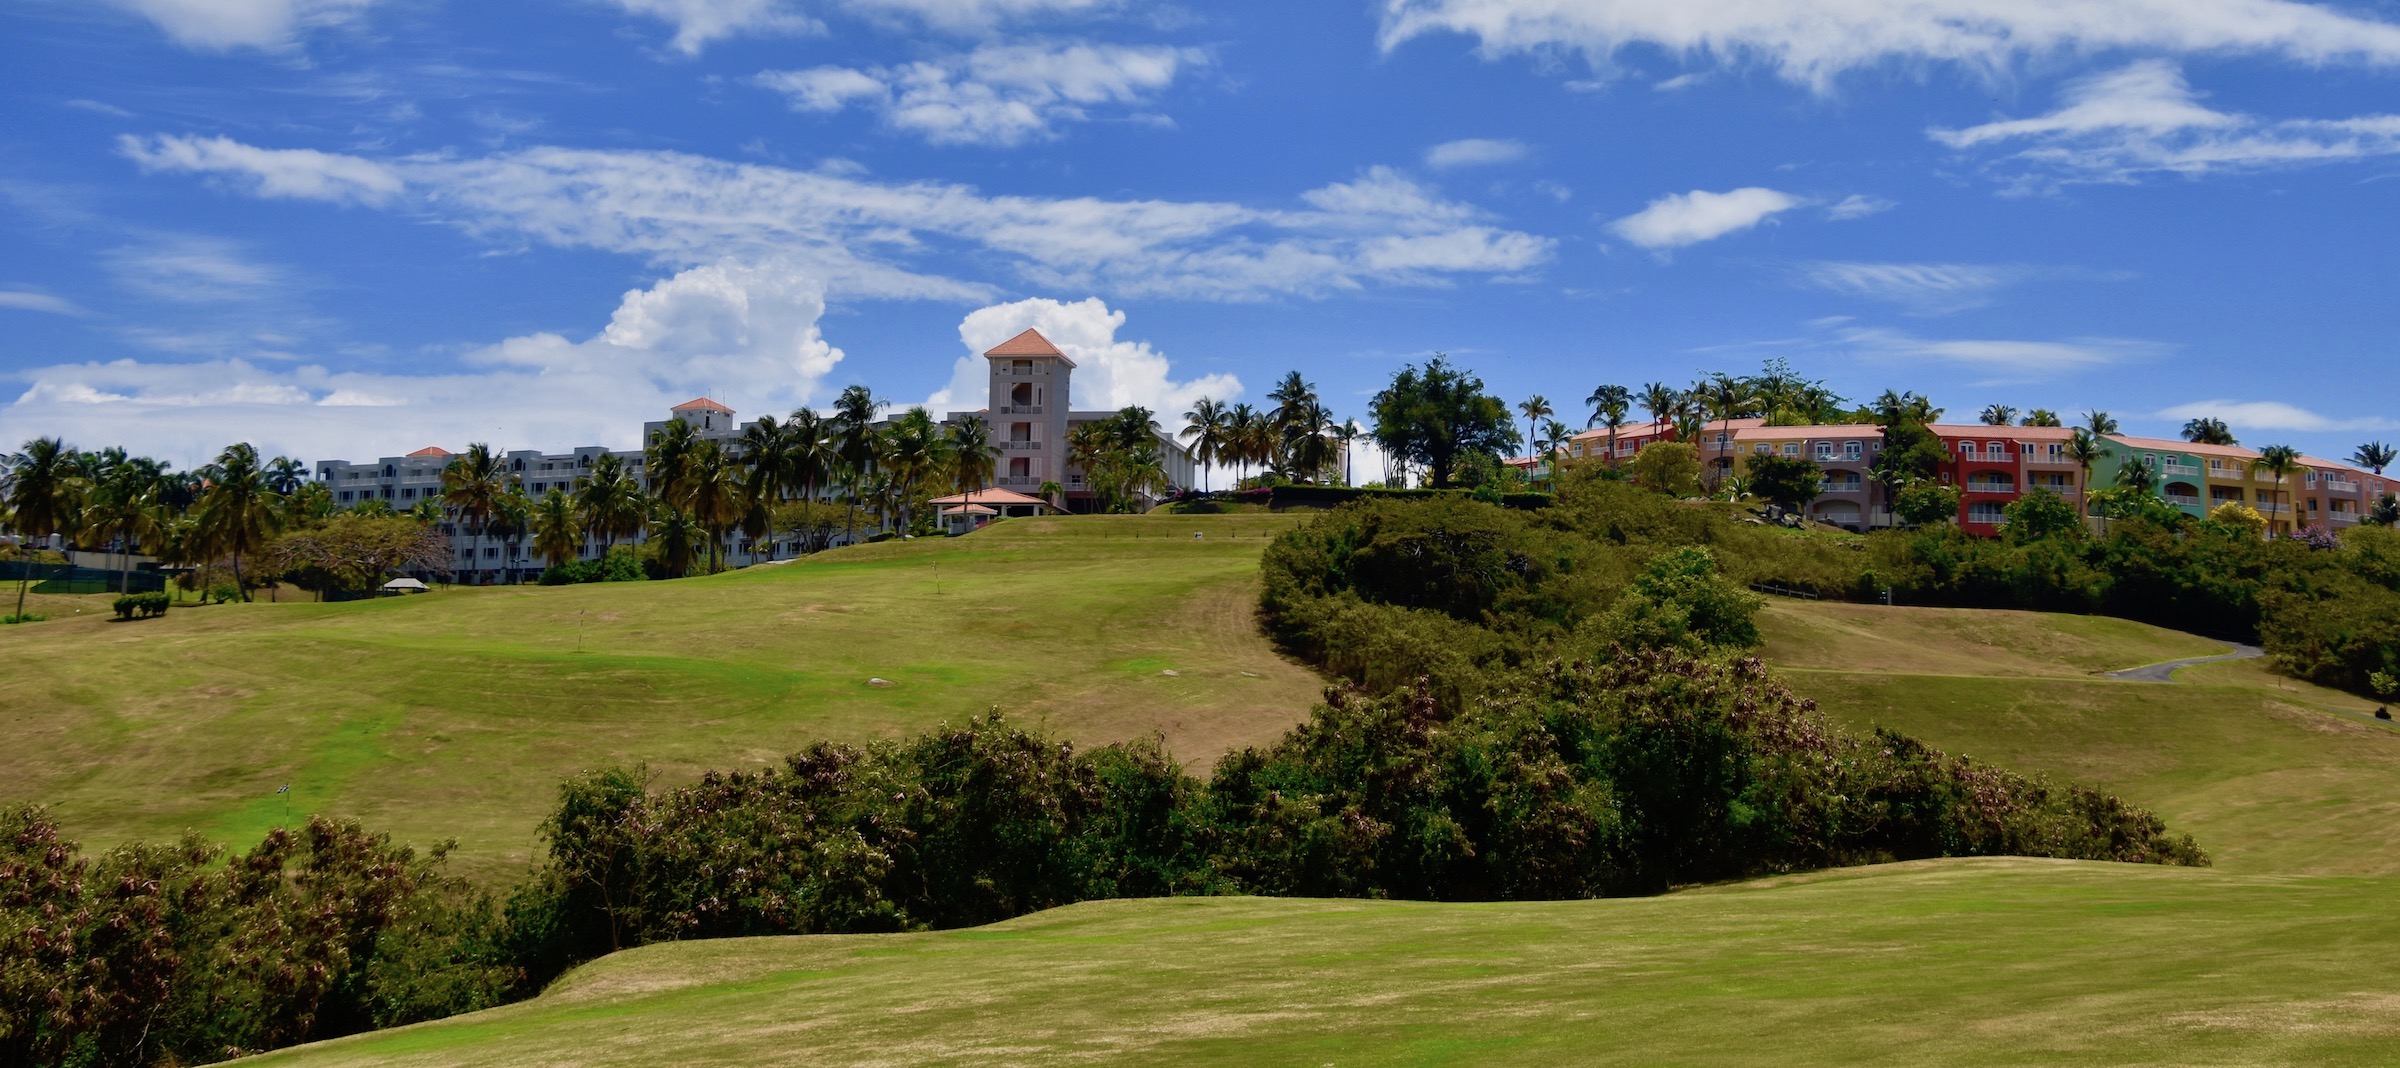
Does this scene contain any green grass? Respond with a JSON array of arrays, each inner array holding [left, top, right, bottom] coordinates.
[[0, 514, 1320, 881], [249, 861, 2400, 1067]]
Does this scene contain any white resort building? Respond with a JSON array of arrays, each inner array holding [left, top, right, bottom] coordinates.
[[312, 328, 1196, 581]]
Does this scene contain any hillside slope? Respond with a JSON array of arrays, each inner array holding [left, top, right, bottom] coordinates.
[[0, 514, 1320, 880]]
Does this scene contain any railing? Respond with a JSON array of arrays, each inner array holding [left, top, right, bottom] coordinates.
[[2331, 512, 2361, 525], [1000, 441, 1042, 451], [2258, 502, 2291, 514], [2163, 493, 2202, 506], [1817, 482, 1866, 494], [997, 476, 1042, 488], [2027, 454, 2075, 466], [998, 405, 1043, 415], [2161, 462, 2203, 477], [2324, 478, 2360, 492]]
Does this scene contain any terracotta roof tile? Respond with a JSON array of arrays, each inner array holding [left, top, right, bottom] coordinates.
[[983, 328, 1064, 357], [405, 446, 452, 458], [672, 397, 734, 413]]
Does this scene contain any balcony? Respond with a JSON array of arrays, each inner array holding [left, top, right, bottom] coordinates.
[[997, 476, 1043, 488], [1000, 441, 1042, 451], [2331, 512, 2361, 525], [997, 405, 1044, 415], [1818, 482, 1866, 495], [2164, 493, 2202, 507], [2161, 462, 2203, 477], [994, 367, 1050, 378], [2323, 478, 2360, 493], [2258, 502, 2291, 515], [2027, 454, 2075, 467]]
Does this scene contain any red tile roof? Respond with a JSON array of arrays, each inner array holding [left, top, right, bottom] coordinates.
[[2106, 434, 2256, 461], [405, 446, 452, 458], [672, 397, 734, 413], [984, 328, 1064, 357]]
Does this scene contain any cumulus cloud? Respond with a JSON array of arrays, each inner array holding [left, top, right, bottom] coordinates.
[[1931, 60, 2400, 190], [755, 43, 1200, 146], [925, 296, 1239, 420], [2157, 399, 2400, 433], [1424, 138, 1529, 169], [119, 135, 1554, 302], [0, 291, 84, 316], [1377, 0, 2400, 90], [2, 260, 848, 467], [106, 0, 376, 51], [1609, 187, 1799, 250], [119, 134, 404, 206]]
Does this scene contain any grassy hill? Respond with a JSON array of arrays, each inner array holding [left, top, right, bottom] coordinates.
[[233, 589, 2400, 1067], [0, 514, 1320, 881]]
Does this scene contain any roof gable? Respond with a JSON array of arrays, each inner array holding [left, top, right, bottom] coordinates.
[[984, 328, 1065, 357], [672, 397, 734, 414]]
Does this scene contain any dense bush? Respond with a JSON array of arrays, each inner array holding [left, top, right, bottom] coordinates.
[[0, 810, 516, 1068], [110, 591, 171, 619], [537, 545, 646, 585]]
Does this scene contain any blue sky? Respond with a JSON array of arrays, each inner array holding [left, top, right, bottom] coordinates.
[[4, 0, 2400, 470]]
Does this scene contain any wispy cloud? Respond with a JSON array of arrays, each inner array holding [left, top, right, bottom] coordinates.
[[1835, 325, 2165, 377], [754, 43, 1201, 147], [1379, 0, 2400, 91], [101, 235, 286, 306], [0, 291, 85, 316], [2157, 399, 2400, 434], [106, 0, 378, 51], [1931, 60, 2400, 191], [1791, 260, 2130, 314], [116, 134, 1554, 302], [606, 0, 1114, 54], [1823, 194, 1894, 220], [1609, 187, 1799, 250], [1424, 138, 1528, 169]]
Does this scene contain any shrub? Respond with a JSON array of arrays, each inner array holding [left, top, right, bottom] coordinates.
[[1628, 441, 1702, 497], [111, 591, 172, 619]]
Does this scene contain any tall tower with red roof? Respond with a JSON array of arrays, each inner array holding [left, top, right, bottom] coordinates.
[[984, 328, 1075, 495]]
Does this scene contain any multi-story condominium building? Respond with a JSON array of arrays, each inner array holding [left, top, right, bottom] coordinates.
[[2092, 436, 2389, 533], [1930, 424, 2084, 535], [1732, 424, 1889, 530], [315, 329, 1197, 581]]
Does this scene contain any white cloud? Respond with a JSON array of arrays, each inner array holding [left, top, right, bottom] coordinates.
[[1930, 60, 2400, 189], [605, 0, 818, 55], [106, 0, 375, 50], [119, 134, 403, 206], [1835, 325, 2163, 375], [1377, 0, 2400, 90], [1795, 261, 2025, 313], [1823, 193, 1894, 220], [1609, 187, 1799, 250], [925, 296, 1239, 420], [1424, 138, 1528, 169], [120, 136, 1553, 302], [1, 260, 848, 467], [102, 235, 286, 305], [755, 43, 1200, 147], [2157, 399, 2400, 433], [847, 0, 1111, 31], [0, 291, 84, 316]]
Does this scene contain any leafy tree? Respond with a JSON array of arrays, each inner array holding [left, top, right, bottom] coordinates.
[[2182, 417, 2238, 446], [1745, 453, 1823, 513], [1598, 545, 1764, 652], [1894, 482, 1962, 527], [2208, 501, 2267, 536], [1368, 355, 1518, 488], [268, 514, 450, 595], [2369, 494, 2400, 526], [2003, 487, 2084, 542], [198, 442, 285, 601], [1628, 441, 1702, 497], [774, 500, 849, 555], [2351, 441, 2395, 475]]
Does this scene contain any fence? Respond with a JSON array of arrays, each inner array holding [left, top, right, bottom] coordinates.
[[0, 561, 169, 594]]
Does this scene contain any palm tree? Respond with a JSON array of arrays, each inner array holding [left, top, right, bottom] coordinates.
[[2182, 417, 2238, 446], [1335, 419, 1362, 486], [682, 439, 747, 570], [1587, 384, 1631, 464], [832, 384, 882, 545], [1225, 403, 1265, 486], [196, 442, 283, 601], [532, 488, 581, 571], [2082, 410, 2120, 437], [786, 408, 836, 505], [1281, 401, 1339, 484], [1699, 373, 1755, 486], [440, 443, 513, 585], [1267, 372, 1318, 469], [648, 506, 703, 578], [2021, 409, 2063, 428], [946, 417, 998, 494], [2350, 441, 2395, 475], [1180, 397, 1229, 492], [265, 456, 307, 497], [82, 458, 165, 594], [1979, 404, 2018, 426], [577, 453, 645, 555], [1639, 382, 1681, 437], [5, 437, 84, 619], [739, 414, 796, 504], [490, 490, 533, 582], [2065, 429, 2105, 517], [1518, 394, 1553, 462], [2251, 444, 2303, 534], [646, 418, 700, 502], [882, 408, 944, 535], [2115, 455, 2158, 495]]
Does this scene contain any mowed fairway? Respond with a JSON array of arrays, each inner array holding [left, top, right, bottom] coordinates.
[[0, 514, 1321, 881], [240, 593, 2400, 1067]]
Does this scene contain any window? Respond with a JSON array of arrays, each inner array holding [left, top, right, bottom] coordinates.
[[402, 488, 416, 499], [1782, 443, 1800, 457], [1968, 501, 2006, 524], [1814, 442, 1833, 461], [1959, 443, 1979, 460], [2021, 443, 2035, 456], [1753, 443, 1770, 455], [1011, 359, 1033, 374], [1845, 441, 1862, 461]]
